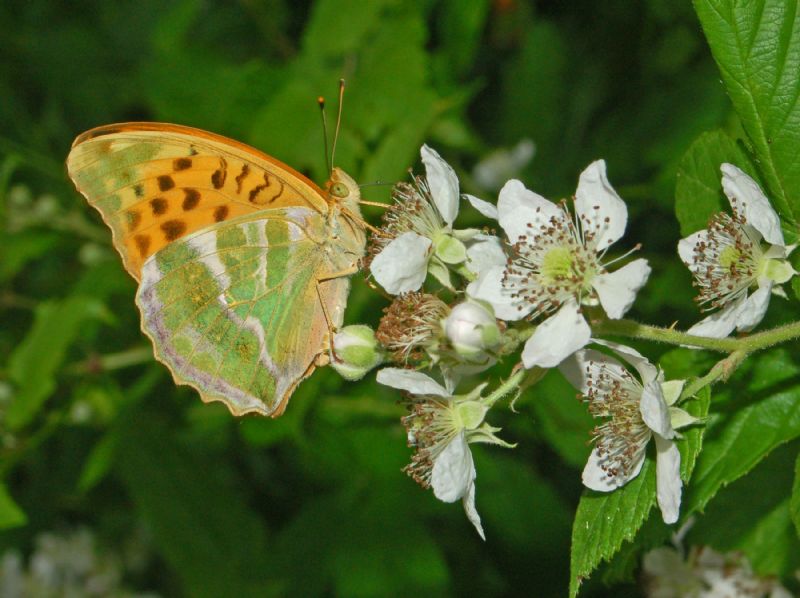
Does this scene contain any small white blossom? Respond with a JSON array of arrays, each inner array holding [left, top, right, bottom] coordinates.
[[643, 545, 792, 598], [369, 145, 468, 293], [560, 342, 697, 524], [376, 368, 511, 539], [678, 163, 796, 338], [470, 160, 651, 368]]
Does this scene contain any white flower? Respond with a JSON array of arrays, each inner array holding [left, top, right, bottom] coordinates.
[[469, 160, 651, 368], [643, 546, 793, 598], [376, 368, 511, 539], [369, 145, 468, 294], [560, 342, 697, 524], [678, 163, 796, 338]]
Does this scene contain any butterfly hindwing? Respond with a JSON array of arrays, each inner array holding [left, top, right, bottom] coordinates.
[[67, 122, 329, 280], [136, 208, 353, 416]]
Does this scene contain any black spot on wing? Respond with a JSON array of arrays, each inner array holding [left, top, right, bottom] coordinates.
[[161, 220, 186, 241], [150, 197, 168, 215], [157, 175, 175, 191], [182, 188, 201, 211]]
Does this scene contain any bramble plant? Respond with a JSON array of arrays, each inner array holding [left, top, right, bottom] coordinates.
[[3, 1, 800, 596]]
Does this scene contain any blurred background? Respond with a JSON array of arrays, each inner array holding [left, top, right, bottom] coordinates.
[[0, 0, 754, 595]]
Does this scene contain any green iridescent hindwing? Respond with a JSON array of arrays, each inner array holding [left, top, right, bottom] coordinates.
[[136, 207, 353, 416]]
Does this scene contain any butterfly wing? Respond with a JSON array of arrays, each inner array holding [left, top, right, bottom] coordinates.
[[136, 207, 353, 417], [66, 122, 329, 281]]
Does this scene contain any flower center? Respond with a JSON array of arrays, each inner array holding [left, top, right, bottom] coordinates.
[[583, 362, 651, 482], [541, 246, 575, 283], [502, 204, 603, 319], [690, 212, 762, 310]]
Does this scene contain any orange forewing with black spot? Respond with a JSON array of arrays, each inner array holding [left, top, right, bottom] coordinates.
[[67, 122, 330, 281]]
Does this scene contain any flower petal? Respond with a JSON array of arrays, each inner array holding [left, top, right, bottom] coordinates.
[[640, 380, 674, 439], [464, 194, 498, 220], [431, 433, 474, 502], [592, 339, 659, 384], [465, 234, 506, 277], [734, 281, 772, 332], [593, 258, 651, 319], [375, 368, 450, 397], [467, 264, 532, 321], [421, 145, 459, 227], [677, 230, 710, 276], [686, 296, 745, 338], [575, 159, 627, 249], [721, 163, 784, 246], [559, 348, 629, 396], [462, 479, 485, 540], [370, 232, 431, 294], [521, 301, 591, 368], [582, 445, 645, 491], [654, 435, 682, 524], [497, 179, 562, 242]]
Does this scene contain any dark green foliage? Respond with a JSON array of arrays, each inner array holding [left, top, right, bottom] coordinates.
[[2, 1, 800, 596]]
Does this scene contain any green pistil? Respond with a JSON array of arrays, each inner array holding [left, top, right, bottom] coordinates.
[[718, 245, 741, 270], [541, 246, 575, 283]]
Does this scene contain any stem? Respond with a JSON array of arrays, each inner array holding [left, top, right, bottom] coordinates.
[[484, 366, 527, 407], [680, 350, 747, 400], [593, 318, 800, 354]]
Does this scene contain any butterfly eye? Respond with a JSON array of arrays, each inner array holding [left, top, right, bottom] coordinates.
[[331, 182, 349, 198]]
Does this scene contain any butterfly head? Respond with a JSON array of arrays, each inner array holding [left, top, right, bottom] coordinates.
[[326, 167, 362, 215]]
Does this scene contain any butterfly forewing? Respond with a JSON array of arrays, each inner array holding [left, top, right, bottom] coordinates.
[[67, 122, 329, 280]]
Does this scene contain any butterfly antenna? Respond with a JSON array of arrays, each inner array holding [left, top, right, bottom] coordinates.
[[318, 96, 332, 176], [330, 79, 345, 169]]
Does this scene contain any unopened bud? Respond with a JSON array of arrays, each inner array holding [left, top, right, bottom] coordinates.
[[444, 300, 501, 360], [330, 325, 384, 381]]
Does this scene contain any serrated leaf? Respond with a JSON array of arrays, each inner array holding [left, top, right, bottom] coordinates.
[[569, 460, 656, 598], [0, 482, 26, 530], [694, 0, 800, 228], [792, 451, 800, 538], [685, 350, 800, 515], [7, 295, 103, 429], [674, 130, 755, 235], [679, 386, 711, 480], [688, 443, 800, 576]]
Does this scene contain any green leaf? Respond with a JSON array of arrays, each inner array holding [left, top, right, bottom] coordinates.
[[792, 451, 800, 538], [694, 0, 800, 227], [685, 349, 800, 515], [674, 130, 754, 236], [569, 460, 656, 598], [436, 0, 492, 76], [679, 386, 711, 481], [117, 417, 271, 597], [688, 443, 800, 577], [77, 431, 119, 493], [0, 482, 26, 530], [6, 295, 104, 429], [529, 369, 593, 469]]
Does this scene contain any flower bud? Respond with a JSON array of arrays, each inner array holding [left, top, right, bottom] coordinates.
[[444, 301, 501, 360], [330, 325, 384, 381]]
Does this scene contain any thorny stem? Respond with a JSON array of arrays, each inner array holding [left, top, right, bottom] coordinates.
[[679, 350, 747, 401]]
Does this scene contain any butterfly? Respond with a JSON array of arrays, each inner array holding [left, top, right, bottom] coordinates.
[[67, 122, 367, 417]]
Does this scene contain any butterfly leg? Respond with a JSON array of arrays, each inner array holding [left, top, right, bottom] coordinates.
[[314, 264, 360, 364]]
